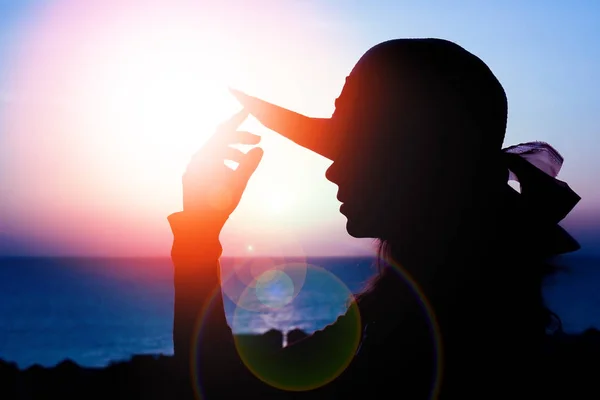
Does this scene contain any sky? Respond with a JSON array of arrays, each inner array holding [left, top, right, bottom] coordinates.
[[0, 0, 599, 257]]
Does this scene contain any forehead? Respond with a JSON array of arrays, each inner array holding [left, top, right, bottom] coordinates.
[[329, 113, 404, 166], [333, 60, 433, 120], [329, 75, 420, 153]]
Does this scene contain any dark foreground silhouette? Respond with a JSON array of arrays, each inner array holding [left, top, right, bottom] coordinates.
[[2, 328, 600, 399]]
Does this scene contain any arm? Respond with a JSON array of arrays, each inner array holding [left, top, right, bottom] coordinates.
[[170, 110, 363, 394], [169, 110, 265, 393]]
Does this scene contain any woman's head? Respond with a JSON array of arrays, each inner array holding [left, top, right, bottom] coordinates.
[[230, 38, 578, 256], [323, 39, 509, 239]]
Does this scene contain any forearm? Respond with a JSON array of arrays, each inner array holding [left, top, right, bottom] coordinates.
[[168, 212, 235, 367]]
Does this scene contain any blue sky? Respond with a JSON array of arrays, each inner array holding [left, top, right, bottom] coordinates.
[[0, 0, 599, 256]]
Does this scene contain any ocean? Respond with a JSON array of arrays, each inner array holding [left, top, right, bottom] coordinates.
[[0, 254, 598, 368]]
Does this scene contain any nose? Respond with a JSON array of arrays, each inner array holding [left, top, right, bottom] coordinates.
[[325, 161, 340, 185]]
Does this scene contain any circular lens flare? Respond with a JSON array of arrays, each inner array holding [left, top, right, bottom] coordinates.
[[190, 245, 443, 398], [232, 264, 362, 392], [223, 260, 308, 313], [221, 230, 309, 313], [255, 270, 295, 309]]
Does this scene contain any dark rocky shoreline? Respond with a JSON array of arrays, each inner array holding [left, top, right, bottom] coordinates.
[[2, 328, 600, 399]]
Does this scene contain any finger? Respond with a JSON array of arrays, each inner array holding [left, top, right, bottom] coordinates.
[[222, 146, 246, 164], [230, 131, 261, 145], [235, 147, 264, 183], [205, 110, 250, 150], [207, 131, 260, 160], [217, 108, 249, 134]]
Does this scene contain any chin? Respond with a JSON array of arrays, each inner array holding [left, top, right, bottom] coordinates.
[[345, 219, 376, 239]]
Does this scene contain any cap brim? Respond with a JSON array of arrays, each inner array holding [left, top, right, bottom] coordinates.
[[229, 88, 337, 160]]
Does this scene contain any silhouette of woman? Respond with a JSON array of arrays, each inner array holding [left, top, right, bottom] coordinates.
[[168, 39, 581, 398]]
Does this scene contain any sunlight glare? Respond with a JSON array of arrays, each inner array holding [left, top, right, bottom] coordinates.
[[74, 22, 237, 184], [3, 0, 348, 256], [267, 192, 290, 214]]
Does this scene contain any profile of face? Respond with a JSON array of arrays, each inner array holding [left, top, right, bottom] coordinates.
[[324, 79, 468, 240], [324, 107, 437, 240], [325, 132, 393, 239]]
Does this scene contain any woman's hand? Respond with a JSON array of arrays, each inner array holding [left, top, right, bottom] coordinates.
[[182, 109, 263, 233]]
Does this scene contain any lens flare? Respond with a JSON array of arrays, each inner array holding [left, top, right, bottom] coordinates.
[[222, 259, 308, 313], [255, 270, 295, 309], [232, 264, 362, 391], [220, 231, 308, 312], [189, 243, 443, 398]]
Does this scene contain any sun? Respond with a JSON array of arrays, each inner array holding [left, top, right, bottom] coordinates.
[[268, 195, 285, 214], [263, 191, 291, 215], [69, 12, 241, 190]]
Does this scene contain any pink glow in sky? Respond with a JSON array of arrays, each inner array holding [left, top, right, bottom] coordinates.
[[0, 0, 374, 257]]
